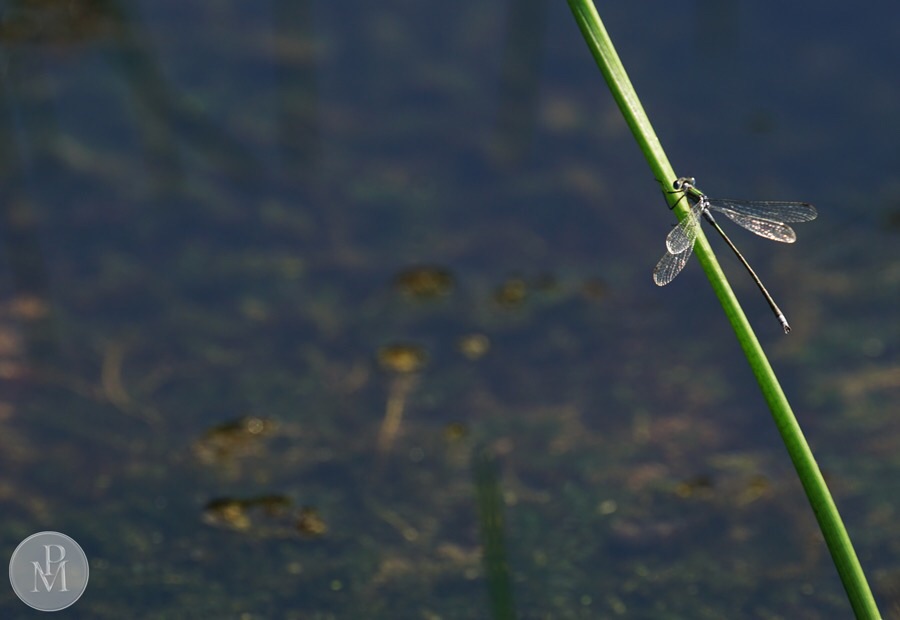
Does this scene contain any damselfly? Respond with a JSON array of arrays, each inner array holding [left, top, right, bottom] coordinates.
[[653, 177, 817, 333]]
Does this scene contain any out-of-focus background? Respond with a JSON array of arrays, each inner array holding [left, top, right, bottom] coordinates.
[[0, 0, 898, 617]]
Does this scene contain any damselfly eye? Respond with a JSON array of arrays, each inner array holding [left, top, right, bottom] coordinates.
[[673, 177, 694, 191]]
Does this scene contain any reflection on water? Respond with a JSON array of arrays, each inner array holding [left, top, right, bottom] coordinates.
[[203, 495, 326, 538], [193, 416, 278, 464], [457, 333, 490, 360], [0, 0, 897, 617], [493, 277, 528, 307], [203, 495, 291, 531], [393, 265, 454, 299], [376, 343, 428, 374], [375, 343, 424, 457]]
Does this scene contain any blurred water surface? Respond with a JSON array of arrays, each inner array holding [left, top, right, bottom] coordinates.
[[0, 0, 898, 617]]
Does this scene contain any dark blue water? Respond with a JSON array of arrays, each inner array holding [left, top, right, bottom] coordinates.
[[0, 0, 897, 617]]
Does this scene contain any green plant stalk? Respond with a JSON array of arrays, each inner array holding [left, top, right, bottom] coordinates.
[[474, 448, 516, 620], [566, 1, 881, 618]]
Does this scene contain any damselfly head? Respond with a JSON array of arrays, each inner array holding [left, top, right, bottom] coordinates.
[[673, 177, 696, 191]]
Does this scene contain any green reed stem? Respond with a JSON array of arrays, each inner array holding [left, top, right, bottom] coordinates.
[[566, 1, 881, 618]]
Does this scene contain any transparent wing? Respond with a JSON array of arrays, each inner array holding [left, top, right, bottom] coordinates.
[[712, 207, 797, 243], [707, 198, 817, 223], [653, 244, 694, 286], [665, 204, 702, 254]]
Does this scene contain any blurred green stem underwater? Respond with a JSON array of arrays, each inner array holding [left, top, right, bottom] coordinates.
[[565, 1, 881, 618], [474, 448, 515, 620]]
